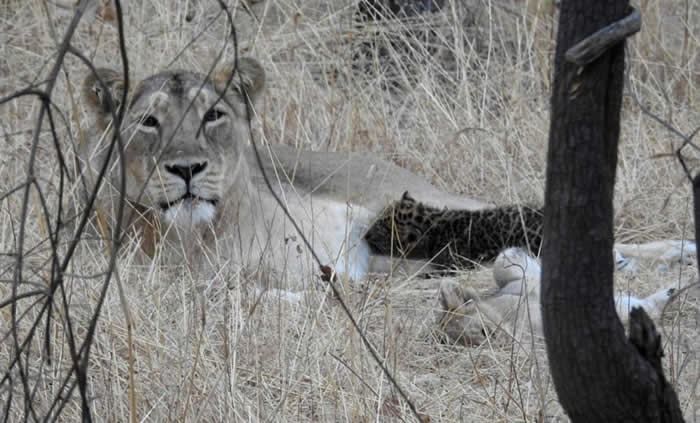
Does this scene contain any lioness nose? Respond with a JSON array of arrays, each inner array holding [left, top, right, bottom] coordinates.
[[165, 162, 207, 183]]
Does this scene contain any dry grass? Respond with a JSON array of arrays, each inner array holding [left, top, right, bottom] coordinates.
[[1, 0, 699, 421]]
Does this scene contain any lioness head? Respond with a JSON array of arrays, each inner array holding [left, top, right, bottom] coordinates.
[[80, 58, 265, 231]]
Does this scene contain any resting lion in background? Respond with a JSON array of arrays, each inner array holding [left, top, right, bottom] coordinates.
[[78, 57, 696, 305], [437, 247, 689, 345]]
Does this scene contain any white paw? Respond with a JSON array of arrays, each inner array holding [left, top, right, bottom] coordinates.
[[492, 248, 541, 289], [615, 287, 677, 321], [437, 280, 486, 346], [659, 241, 696, 269]]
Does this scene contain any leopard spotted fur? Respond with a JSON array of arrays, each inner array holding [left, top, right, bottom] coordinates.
[[364, 192, 543, 269]]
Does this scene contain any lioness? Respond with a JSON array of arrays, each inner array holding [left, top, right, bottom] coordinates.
[[79, 57, 695, 296], [79, 57, 504, 290]]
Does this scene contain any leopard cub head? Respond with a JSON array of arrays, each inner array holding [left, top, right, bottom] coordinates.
[[364, 191, 445, 255]]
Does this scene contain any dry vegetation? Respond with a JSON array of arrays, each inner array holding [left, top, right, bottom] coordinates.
[[1, 0, 699, 421]]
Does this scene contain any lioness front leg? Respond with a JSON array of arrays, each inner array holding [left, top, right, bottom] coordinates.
[[614, 240, 696, 272]]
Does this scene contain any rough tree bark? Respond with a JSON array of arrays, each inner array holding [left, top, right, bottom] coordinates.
[[540, 0, 685, 422]]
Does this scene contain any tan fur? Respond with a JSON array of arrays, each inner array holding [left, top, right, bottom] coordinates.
[[78, 58, 487, 290], [79, 58, 696, 301], [437, 246, 690, 346]]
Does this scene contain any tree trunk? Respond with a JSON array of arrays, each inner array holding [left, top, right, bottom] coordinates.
[[540, 0, 684, 421]]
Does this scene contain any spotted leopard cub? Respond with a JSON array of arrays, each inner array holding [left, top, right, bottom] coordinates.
[[364, 192, 543, 269]]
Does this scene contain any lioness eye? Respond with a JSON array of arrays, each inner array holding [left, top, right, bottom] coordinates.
[[140, 115, 160, 128], [203, 108, 226, 123]]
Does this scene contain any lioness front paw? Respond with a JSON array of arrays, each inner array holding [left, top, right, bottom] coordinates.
[[438, 280, 474, 311], [659, 241, 697, 269], [437, 280, 485, 346]]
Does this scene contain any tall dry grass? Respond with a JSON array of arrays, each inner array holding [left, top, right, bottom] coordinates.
[[0, 0, 699, 421]]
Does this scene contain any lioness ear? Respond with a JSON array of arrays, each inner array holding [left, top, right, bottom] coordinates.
[[214, 57, 265, 110], [81, 68, 126, 130]]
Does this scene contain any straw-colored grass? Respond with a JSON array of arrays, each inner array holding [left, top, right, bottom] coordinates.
[[1, 0, 699, 421]]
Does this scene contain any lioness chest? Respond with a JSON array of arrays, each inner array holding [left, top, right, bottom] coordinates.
[[260, 195, 373, 284], [172, 194, 375, 290]]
